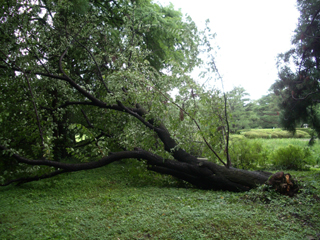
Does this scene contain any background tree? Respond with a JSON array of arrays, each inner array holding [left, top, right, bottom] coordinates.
[[0, 0, 278, 192], [252, 92, 281, 129], [226, 86, 256, 132], [272, 0, 320, 136]]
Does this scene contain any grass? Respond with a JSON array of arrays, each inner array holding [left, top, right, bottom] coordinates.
[[1, 160, 320, 239]]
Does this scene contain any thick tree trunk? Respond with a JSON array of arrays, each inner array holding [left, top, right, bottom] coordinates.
[[0, 143, 272, 191], [145, 155, 272, 191], [131, 105, 273, 191]]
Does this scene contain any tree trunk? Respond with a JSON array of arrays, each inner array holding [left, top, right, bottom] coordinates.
[[0, 144, 272, 191], [145, 155, 272, 191]]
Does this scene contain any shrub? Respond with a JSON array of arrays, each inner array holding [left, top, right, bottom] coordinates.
[[240, 129, 310, 139], [229, 134, 246, 141], [270, 145, 313, 170], [296, 128, 313, 135], [228, 139, 268, 170]]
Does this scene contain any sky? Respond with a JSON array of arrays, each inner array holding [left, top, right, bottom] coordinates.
[[156, 0, 300, 100]]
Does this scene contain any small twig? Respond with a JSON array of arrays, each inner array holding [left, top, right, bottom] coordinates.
[[80, 109, 94, 128], [210, 56, 231, 168], [223, 94, 231, 168], [26, 45, 50, 74]]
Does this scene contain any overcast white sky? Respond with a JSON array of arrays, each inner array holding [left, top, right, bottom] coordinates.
[[156, 0, 300, 100]]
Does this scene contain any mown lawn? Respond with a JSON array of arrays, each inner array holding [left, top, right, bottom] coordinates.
[[1, 160, 320, 240]]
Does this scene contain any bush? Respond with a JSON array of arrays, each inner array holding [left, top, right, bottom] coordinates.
[[270, 145, 313, 170], [296, 128, 314, 135], [228, 139, 268, 170], [229, 134, 246, 141], [240, 129, 310, 139]]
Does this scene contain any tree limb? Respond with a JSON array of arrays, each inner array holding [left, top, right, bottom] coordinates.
[[0, 169, 68, 186]]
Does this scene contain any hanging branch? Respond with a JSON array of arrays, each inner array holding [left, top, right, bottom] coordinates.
[[72, 37, 112, 94], [0, 48, 46, 155], [24, 73, 46, 153], [211, 57, 231, 168], [80, 109, 106, 156]]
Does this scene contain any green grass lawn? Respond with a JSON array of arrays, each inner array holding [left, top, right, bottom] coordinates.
[[1, 160, 320, 240]]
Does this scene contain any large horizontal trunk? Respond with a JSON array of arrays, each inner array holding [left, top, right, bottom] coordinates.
[[1, 144, 272, 191], [146, 156, 272, 191]]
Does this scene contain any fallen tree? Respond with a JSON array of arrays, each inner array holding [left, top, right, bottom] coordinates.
[[0, 0, 291, 192], [0, 94, 274, 191]]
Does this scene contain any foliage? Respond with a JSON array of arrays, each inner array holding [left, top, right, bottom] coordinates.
[[228, 138, 268, 170], [270, 144, 313, 170], [255, 138, 320, 168], [226, 138, 320, 170], [272, 0, 320, 136], [0, 0, 221, 182], [240, 128, 310, 139], [1, 0, 271, 192], [296, 127, 314, 135], [1, 164, 320, 239]]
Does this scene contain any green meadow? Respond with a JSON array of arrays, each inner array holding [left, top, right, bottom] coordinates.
[[1, 137, 320, 240]]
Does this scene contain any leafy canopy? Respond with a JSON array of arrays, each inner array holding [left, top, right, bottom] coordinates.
[[0, 0, 229, 182]]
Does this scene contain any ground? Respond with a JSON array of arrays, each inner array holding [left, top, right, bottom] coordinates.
[[0, 161, 319, 240]]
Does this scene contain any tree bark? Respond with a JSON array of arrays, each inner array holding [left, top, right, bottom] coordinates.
[[0, 144, 272, 191]]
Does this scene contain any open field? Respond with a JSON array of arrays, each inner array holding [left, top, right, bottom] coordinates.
[[1, 159, 320, 240]]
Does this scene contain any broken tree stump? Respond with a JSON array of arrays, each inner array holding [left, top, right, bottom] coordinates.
[[266, 171, 299, 197]]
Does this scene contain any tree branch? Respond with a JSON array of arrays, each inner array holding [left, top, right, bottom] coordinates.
[[0, 144, 164, 172], [24, 73, 46, 153], [291, 90, 319, 101], [58, 47, 107, 107], [0, 169, 68, 186], [72, 37, 112, 94]]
